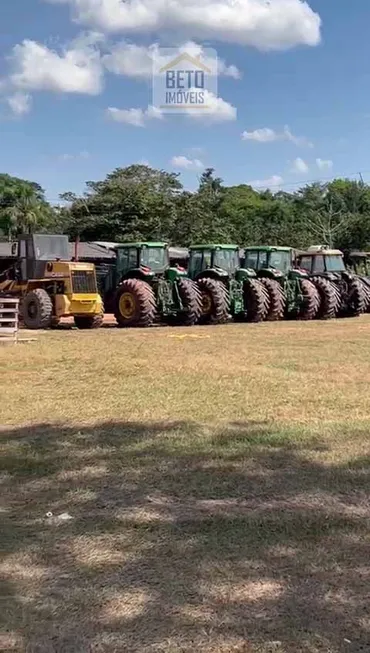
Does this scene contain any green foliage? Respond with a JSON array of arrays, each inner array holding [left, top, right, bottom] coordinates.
[[0, 173, 54, 240], [3, 167, 370, 253]]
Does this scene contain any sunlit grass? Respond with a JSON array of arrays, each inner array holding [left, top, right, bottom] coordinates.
[[1, 317, 370, 652]]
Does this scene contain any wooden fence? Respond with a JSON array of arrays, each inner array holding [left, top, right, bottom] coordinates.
[[0, 296, 19, 343]]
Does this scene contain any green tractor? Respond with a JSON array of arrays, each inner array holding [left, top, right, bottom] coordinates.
[[97, 242, 202, 328], [243, 246, 320, 321], [345, 251, 370, 312], [295, 246, 365, 318], [187, 244, 269, 324]]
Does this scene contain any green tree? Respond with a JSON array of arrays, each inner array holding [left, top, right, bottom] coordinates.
[[59, 165, 183, 242], [0, 174, 53, 240]]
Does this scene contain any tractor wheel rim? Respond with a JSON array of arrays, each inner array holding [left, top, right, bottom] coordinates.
[[202, 292, 212, 315], [119, 293, 136, 319]]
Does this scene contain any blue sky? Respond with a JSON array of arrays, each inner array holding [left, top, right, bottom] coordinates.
[[1, 0, 370, 202]]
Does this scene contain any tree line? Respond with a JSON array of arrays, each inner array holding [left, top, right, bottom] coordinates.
[[1, 166, 370, 252]]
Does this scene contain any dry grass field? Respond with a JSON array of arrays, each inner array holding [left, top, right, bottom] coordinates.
[[1, 317, 370, 653]]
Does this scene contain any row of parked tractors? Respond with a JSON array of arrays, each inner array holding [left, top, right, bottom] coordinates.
[[1, 234, 368, 330], [103, 243, 370, 328]]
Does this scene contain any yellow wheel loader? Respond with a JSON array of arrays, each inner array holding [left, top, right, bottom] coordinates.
[[0, 234, 103, 329]]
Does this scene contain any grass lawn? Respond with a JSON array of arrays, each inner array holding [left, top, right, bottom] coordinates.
[[1, 317, 370, 653]]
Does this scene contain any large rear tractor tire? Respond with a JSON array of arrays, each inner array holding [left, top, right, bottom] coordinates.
[[197, 277, 230, 325], [115, 278, 156, 328], [343, 277, 366, 317], [74, 313, 104, 329], [297, 279, 320, 320], [260, 278, 286, 321], [244, 279, 269, 323], [22, 288, 53, 329], [360, 279, 370, 313], [172, 278, 203, 326], [311, 277, 339, 320]]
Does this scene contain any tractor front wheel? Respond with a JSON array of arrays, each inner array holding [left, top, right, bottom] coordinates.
[[297, 279, 320, 320], [115, 279, 156, 328], [244, 279, 269, 323], [74, 313, 104, 329], [172, 278, 202, 326], [311, 277, 340, 320], [197, 277, 230, 325], [22, 288, 53, 329], [260, 278, 286, 321]]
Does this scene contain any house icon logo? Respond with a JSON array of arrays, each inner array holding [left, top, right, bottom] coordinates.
[[159, 53, 212, 75], [152, 47, 218, 114]]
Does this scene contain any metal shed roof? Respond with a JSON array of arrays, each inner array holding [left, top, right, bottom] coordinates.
[[0, 240, 189, 260]]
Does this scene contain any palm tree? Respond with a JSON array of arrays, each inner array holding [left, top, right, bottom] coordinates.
[[5, 185, 51, 239]]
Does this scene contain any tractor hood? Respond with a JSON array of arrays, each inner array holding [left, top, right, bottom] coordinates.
[[165, 266, 187, 281]]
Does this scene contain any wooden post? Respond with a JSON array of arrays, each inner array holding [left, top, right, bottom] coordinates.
[[0, 297, 19, 344], [74, 236, 80, 261]]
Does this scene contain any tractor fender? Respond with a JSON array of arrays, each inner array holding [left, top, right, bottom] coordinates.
[[121, 268, 155, 283], [257, 267, 285, 281], [196, 269, 228, 283], [289, 268, 308, 280], [236, 268, 256, 280]]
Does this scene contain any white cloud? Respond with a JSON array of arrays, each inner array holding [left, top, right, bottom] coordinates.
[[58, 151, 90, 161], [8, 35, 103, 95], [107, 90, 235, 126], [248, 175, 284, 190], [45, 0, 321, 50], [291, 157, 309, 173], [171, 155, 204, 170], [6, 91, 32, 115], [242, 125, 313, 147], [184, 89, 237, 122], [242, 127, 278, 143], [106, 105, 164, 127], [103, 40, 241, 80], [186, 146, 205, 156], [316, 158, 333, 171]]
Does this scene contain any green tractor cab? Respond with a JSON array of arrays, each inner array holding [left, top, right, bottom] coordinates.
[[295, 246, 365, 318], [188, 244, 269, 324], [243, 246, 320, 321], [98, 242, 202, 328]]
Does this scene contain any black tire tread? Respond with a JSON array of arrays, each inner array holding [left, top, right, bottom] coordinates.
[[244, 279, 270, 323], [345, 277, 366, 317], [261, 278, 286, 321], [197, 277, 230, 325], [115, 278, 156, 328], [174, 278, 203, 326], [360, 278, 370, 313], [311, 276, 339, 320], [22, 288, 53, 329], [298, 279, 320, 320]]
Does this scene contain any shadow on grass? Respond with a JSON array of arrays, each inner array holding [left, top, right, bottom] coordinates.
[[1, 420, 369, 653]]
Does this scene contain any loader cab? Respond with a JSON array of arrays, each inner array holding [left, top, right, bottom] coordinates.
[[15, 234, 70, 281], [188, 245, 240, 279]]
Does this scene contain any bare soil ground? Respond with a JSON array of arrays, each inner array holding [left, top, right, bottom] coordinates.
[[1, 317, 370, 652]]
